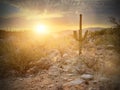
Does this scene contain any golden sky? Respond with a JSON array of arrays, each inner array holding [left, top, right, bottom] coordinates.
[[0, 0, 119, 31]]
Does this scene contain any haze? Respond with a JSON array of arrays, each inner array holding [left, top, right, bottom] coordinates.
[[0, 0, 119, 31]]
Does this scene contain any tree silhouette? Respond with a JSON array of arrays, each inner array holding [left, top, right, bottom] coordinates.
[[109, 17, 120, 28]]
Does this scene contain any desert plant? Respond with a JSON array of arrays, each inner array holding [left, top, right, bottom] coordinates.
[[109, 17, 120, 52], [0, 35, 49, 76]]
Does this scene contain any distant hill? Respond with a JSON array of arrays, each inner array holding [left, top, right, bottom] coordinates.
[[0, 27, 106, 39], [56, 27, 106, 35], [83, 27, 106, 32]]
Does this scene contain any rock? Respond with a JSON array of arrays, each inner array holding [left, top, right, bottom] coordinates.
[[63, 78, 84, 86], [27, 66, 37, 74], [106, 45, 114, 50], [95, 51, 103, 55], [62, 57, 84, 74], [81, 74, 94, 80], [99, 77, 110, 82], [42, 78, 52, 85], [63, 53, 68, 57], [66, 74, 74, 76], [48, 84, 54, 88], [62, 65, 78, 74], [48, 65, 61, 76], [18, 78, 23, 81], [48, 49, 61, 62], [62, 77, 68, 81], [96, 45, 104, 50], [63, 79, 85, 90], [30, 57, 52, 70], [74, 65, 86, 74], [92, 80, 98, 84], [64, 59, 73, 65]]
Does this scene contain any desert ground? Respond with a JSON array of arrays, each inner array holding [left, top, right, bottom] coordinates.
[[0, 28, 120, 90]]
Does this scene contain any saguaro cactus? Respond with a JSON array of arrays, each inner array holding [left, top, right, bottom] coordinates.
[[73, 14, 88, 54]]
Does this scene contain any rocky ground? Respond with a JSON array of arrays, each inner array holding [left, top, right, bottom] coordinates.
[[0, 31, 120, 90]]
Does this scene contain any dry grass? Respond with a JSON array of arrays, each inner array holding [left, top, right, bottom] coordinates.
[[0, 32, 78, 77]]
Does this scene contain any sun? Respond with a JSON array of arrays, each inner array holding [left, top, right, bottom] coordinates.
[[35, 24, 48, 34]]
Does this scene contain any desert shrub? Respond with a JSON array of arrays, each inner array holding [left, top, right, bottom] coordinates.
[[89, 27, 120, 50], [111, 28, 120, 52], [94, 37, 104, 45], [0, 32, 77, 77], [90, 29, 106, 37], [81, 56, 99, 70], [0, 36, 49, 76], [109, 17, 120, 52], [0, 60, 9, 77], [45, 34, 78, 56], [26, 57, 53, 75], [32, 58, 52, 70]]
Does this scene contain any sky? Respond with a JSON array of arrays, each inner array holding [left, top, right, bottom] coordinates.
[[0, 0, 120, 31]]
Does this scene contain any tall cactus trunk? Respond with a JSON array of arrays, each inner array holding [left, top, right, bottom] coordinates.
[[79, 14, 82, 55]]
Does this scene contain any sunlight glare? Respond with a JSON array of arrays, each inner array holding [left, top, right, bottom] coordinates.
[[35, 24, 48, 34]]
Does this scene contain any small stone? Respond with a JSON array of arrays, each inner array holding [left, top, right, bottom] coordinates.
[[81, 74, 94, 80], [99, 77, 110, 82], [106, 45, 114, 50], [62, 77, 68, 81], [48, 84, 54, 88], [97, 46, 103, 50], [18, 78, 23, 81], [63, 78, 85, 86], [41, 85, 44, 88], [66, 74, 74, 76], [48, 49, 61, 62], [92, 80, 98, 84], [67, 78, 73, 81], [63, 53, 68, 57], [48, 65, 60, 76]]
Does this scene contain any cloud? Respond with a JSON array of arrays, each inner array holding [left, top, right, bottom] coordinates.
[[3, 0, 119, 17], [2, 0, 119, 16], [0, 1, 19, 17], [0, 0, 120, 29], [2, 0, 85, 14]]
